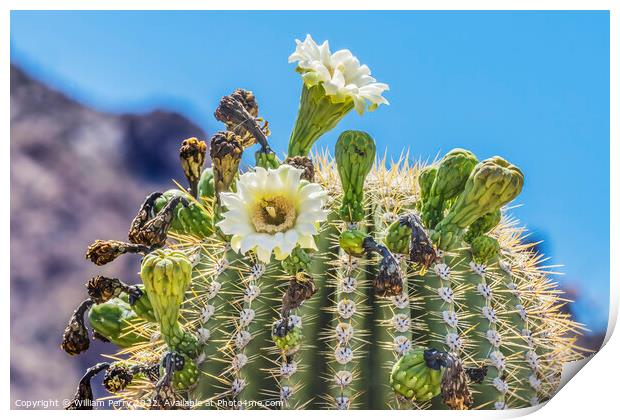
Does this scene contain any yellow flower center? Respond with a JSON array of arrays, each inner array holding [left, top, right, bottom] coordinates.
[[250, 196, 296, 234]]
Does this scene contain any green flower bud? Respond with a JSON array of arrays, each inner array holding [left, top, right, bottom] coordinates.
[[288, 84, 354, 157], [281, 247, 312, 275], [88, 298, 149, 348], [385, 219, 413, 255], [272, 318, 303, 354], [390, 348, 441, 402], [470, 235, 500, 264], [170, 356, 199, 391], [154, 189, 213, 239], [433, 156, 524, 250], [210, 131, 243, 204], [339, 229, 367, 257], [335, 130, 376, 222], [141, 249, 192, 347], [255, 149, 280, 169], [417, 166, 437, 208], [197, 167, 215, 202], [421, 149, 478, 229], [463, 210, 501, 244]]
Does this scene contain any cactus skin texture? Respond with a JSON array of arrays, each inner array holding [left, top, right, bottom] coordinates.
[[62, 87, 581, 411]]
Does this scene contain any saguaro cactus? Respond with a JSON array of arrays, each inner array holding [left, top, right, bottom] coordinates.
[[60, 35, 581, 411]]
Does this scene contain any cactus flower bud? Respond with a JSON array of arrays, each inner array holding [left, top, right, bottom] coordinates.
[[335, 131, 376, 222], [140, 249, 192, 347], [421, 149, 478, 229], [339, 229, 367, 257], [179, 137, 207, 198], [255, 149, 280, 169], [284, 155, 315, 182], [390, 347, 441, 401], [463, 210, 501, 244], [153, 189, 213, 239], [197, 167, 215, 201], [385, 219, 412, 255], [434, 156, 524, 250], [88, 298, 148, 348], [61, 299, 94, 355], [470, 235, 500, 264], [210, 131, 243, 204], [65, 362, 110, 410], [272, 318, 303, 354], [281, 248, 312, 275], [417, 166, 437, 207]]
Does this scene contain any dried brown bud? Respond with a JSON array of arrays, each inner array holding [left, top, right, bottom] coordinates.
[[284, 156, 315, 182], [129, 195, 188, 248], [363, 236, 403, 297], [86, 276, 124, 304], [179, 137, 207, 196], [86, 240, 149, 266], [441, 355, 473, 410], [65, 362, 110, 410], [400, 214, 437, 269], [375, 253, 404, 297], [103, 363, 134, 393], [210, 131, 243, 203], [231, 88, 258, 118], [61, 299, 94, 355], [128, 192, 162, 242], [282, 276, 317, 316], [214, 91, 268, 150]]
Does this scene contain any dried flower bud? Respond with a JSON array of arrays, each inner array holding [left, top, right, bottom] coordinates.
[[400, 213, 436, 269], [464, 365, 487, 384], [284, 156, 315, 182], [65, 362, 110, 410], [61, 299, 94, 355], [129, 195, 189, 248], [215, 89, 268, 150], [441, 354, 473, 410], [210, 131, 243, 203], [179, 137, 207, 197], [282, 276, 316, 317], [128, 192, 162, 242], [103, 363, 134, 393], [86, 240, 149, 266], [86, 276, 124, 304], [363, 236, 403, 297]]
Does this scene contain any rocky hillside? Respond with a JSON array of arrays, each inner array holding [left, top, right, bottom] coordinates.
[[10, 64, 208, 408]]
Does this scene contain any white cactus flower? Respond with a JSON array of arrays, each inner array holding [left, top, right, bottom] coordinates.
[[289, 34, 389, 114], [217, 165, 329, 263]]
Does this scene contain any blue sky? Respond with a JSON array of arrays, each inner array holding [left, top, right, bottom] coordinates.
[[10, 11, 610, 331]]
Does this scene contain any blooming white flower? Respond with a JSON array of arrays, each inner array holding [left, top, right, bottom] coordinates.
[[289, 34, 389, 114], [216, 165, 328, 263]]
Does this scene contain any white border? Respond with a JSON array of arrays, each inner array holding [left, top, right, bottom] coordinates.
[[2, 1, 617, 418]]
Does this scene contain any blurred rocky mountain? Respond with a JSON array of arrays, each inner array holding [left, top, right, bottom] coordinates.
[[10, 64, 208, 408]]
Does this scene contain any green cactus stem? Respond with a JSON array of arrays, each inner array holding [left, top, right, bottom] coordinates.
[[288, 84, 354, 157], [335, 130, 376, 223], [420, 149, 478, 229]]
